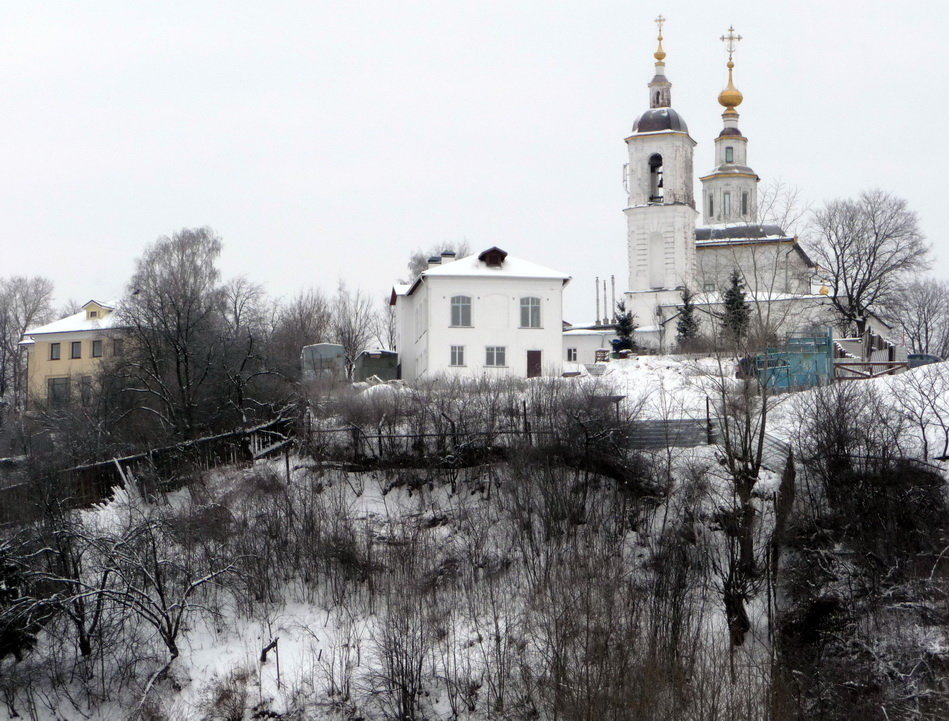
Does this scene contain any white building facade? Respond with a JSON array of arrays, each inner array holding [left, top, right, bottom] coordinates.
[[392, 247, 570, 382]]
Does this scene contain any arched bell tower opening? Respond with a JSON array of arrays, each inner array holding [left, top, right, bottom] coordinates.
[[648, 154, 664, 203]]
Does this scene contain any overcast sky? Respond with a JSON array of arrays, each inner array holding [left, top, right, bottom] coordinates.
[[2, 1, 945, 323]]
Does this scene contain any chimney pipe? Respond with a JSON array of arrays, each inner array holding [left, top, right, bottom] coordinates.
[[595, 276, 600, 325]]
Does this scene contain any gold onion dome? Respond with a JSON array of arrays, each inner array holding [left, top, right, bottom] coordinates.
[[654, 36, 666, 62], [718, 61, 743, 110]]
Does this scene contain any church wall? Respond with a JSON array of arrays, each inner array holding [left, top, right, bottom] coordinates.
[[695, 243, 812, 296], [626, 204, 697, 293]]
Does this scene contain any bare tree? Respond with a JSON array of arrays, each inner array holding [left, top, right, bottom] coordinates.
[[0, 276, 55, 409], [270, 288, 332, 380], [332, 284, 375, 377], [808, 190, 928, 335], [757, 178, 810, 236], [404, 240, 471, 282], [374, 295, 398, 351], [895, 277, 949, 357], [119, 227, 227, 439]]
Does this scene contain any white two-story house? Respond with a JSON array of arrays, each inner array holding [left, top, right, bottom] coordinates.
[[391, 247, 571, 382]]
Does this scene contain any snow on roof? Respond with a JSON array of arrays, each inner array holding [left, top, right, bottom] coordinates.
[[24, 300, 122, 336], [661, 292, 828, 308], [563, 328, 616, 337], [421, 250, 570, 282], [696, 236, 792, 247]]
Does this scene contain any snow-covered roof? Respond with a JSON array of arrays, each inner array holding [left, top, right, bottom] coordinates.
[[661, 291, 828, 308], [23, 300, 122, 336], [696, 236, 793, 247], [395, 247, 570, 300], [563, 328, 616, 337], [421, 251, 570, 281]]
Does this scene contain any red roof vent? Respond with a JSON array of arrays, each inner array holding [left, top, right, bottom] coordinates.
[[477, 246, 508, 267]]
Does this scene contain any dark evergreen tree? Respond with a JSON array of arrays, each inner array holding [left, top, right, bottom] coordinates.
[[722, 270, 750, 346], [676, 287, 699, 350], [613, 300, 636, 352]]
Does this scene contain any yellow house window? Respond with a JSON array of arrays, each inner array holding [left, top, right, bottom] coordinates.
[[50, 343, 61, 360], [92, 340, 103, 358], [71, 341, 82, 359], [47, 377, 69, 406]]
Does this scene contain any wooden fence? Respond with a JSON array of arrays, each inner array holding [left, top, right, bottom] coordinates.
[[0, 417, 293, 525]]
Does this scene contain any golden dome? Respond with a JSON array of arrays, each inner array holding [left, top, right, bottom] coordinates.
[[718, 61, 743, 110], [654, 40, 666, 62]]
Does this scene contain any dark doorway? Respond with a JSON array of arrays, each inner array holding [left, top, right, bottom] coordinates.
[[527, 350, 542, 378]]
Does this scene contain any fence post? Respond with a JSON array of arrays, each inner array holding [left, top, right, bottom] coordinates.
[[706, 396, 714, 445]]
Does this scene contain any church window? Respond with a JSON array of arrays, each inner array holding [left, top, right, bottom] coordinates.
[[450, 296, 471, 327], [742, 192, 748, 216], [723, 192, 732, 217], [520, 297, 541, 328], [648, 154, 663, 203], [709, 196, 714, 216], [725, 146, 734, 163]]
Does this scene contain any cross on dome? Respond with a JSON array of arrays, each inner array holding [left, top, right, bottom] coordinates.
[[720, 25, 742, 64], [717, 25, 743, 112]]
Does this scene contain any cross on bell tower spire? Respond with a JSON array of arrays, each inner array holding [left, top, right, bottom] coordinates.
[[654, 14, 666, 61], [647, 15, 672, 108]]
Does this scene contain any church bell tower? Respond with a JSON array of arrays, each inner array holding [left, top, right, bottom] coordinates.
[[700, 26, 760, 224], [624, 16, 698, 328]]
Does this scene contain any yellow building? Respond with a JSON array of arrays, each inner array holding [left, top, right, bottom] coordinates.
[[20, 300, 125, 409]]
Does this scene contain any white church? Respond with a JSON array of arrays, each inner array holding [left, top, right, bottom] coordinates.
[[391, 20, 881, 381], [620, 20, 834, 350]]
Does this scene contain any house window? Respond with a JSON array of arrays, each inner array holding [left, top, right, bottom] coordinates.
[[520, 297, 541, 328], [450, 345, 465, 366], [89, 311, 98, 318], [47, 377, 69, 407], [113, 338, 124, 356], [80, 376, 93, 405], [450, 296, 471, 327], [485, 346, 506, 367], [703, 282, 716, 292], [742, 191, 748, 216], [50, 343, 61, 361], [725, 146, 734, 163], [71, 341, 82, 359], [567, 348, 578, 362], [92, 339, 103, 358], [723, 192, 732, 217]]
